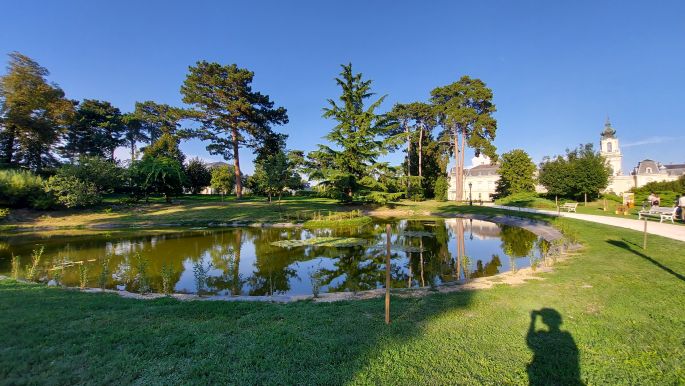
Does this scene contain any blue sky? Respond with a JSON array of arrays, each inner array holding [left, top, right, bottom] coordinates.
[[2, 0, 684, 174]]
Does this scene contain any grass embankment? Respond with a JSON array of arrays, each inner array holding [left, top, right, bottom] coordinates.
[[1, 209, 684, 384]]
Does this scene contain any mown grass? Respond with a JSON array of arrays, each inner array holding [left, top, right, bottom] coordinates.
[[1, 210, 684, 384]]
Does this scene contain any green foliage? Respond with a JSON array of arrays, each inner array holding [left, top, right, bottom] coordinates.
[[495, 192, 557, 209], [307, 63, 392, 201], [134, 253, 151, 294], [181, 61, 288, 198], [62, 99, 125, 160], [210, 164, 235, 198], [539, 143, 611, 200], [434, 177, 448, 201], [270, 236, 367, 248], [495, 149, 536, 197], [45, 174, 101, 208], [11, 254, 20, 280], [303, 216, 373, 229], [143, 132, 186, 166], [56, 156, 123, 194], [601, 192, 623, 203], [161, 262, 174, 295], [97, 256, 111, 290], [192, 260, 212, 296], [0, 52, 74, 171], [0, 169, 51, 208], [431, 76, 497, 201], [25, 246, 44, 281], [78, 263, 88, 289], [185, 158, 211, 194], [251, 150, 303, 201], [133, 100, 190, 143], [630, 175, 685, 206], [129, 157, 186, 202]]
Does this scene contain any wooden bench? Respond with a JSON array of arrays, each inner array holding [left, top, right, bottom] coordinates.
[[638, 207, 677, 223], [559, 202, 578, 212]]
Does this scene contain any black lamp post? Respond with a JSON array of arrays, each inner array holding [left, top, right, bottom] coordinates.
[[468, 182, 472, 206]]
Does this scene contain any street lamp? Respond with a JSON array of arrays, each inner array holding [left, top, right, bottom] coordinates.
[[468, 182, 472, 206]]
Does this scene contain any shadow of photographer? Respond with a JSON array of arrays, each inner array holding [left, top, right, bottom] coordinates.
[[526, 308, 583, 385]]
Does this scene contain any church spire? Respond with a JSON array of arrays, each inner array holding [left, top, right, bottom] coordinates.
[[601, 116, 616, 139]]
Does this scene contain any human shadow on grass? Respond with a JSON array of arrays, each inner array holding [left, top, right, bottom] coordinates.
[[526, 308, 583, 386], [607, 239, 685, 283]]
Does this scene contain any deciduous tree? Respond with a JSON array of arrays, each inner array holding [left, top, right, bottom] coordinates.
[[495, 149, 536, 197]]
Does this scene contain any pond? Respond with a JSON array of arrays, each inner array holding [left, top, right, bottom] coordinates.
[[0, 218, 550, 297]]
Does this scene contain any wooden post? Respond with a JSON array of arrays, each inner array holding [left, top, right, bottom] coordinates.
[[385, 223, 391, 325], [643, 217, 648, 250]]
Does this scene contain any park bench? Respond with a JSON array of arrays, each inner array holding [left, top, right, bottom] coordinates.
[[559, 202, 578, 212], [638, 206, 677, 223]]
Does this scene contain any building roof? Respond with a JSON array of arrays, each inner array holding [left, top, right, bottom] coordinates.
[[601, 117, 617, 139]]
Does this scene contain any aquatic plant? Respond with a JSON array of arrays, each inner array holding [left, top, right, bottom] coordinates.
[[25, 246, 44, 282], [97, 256, 111, 289], [161, 262, 174, 295], [193, 260, 213, 296], [271, 237, 366, 248], [78, 263, 88, 289], [11, 254, 20, 280], [309, 265, 326, 298], [135, 253, 151, 294]]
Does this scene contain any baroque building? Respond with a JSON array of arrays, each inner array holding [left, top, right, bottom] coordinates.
[[447, 119, 684, 201]]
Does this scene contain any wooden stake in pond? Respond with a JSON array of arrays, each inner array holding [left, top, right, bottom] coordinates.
[[643, 217, 648, 250], [385, 223, 391, 325]]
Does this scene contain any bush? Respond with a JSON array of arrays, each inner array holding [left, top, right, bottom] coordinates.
[[57, 156, 123, 194], [600, 193, 623, 203], [295, 190, 318, 197], [434, 177, 448, 201], [0, 169, 52, 208], [45, 175, 101, 208], [495, 192, 556, 209]]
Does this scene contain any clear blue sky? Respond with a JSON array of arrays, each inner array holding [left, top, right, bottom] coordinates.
[[2, 0, 684, 174]]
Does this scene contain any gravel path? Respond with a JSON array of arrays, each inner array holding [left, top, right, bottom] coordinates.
[[490, 205, 685, 242]]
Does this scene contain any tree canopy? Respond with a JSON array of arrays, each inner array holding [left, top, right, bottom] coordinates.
[[431, 76, 497, 201], [495, 149, 536, 197], [181, 61, 288, 199]]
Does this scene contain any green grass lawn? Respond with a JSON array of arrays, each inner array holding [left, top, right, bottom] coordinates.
[[1, 210, 684, 384]]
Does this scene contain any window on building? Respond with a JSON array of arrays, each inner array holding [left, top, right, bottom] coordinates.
[[607, 142, 612, 152], [646, 167, 652, 174]]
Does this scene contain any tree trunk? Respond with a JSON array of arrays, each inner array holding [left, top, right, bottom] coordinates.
[[418, 125, 423, 178], [405, 119, 411, 191], [1, 126, 16, 166], [231, 128, 242, 199], [459, 127, 466, 202], [453, 132, 462, 202], [130, 142, 136, 162]]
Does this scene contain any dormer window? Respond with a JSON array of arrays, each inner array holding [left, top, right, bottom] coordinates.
[[646, 167, 652, 174]]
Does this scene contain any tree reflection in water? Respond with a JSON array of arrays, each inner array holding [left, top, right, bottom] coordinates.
[[2, 218, 546, 296]]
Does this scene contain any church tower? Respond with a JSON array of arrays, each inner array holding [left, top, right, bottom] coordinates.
[[599, 118, 622, 176]]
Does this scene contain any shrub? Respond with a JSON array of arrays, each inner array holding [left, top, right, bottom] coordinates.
[[25, 246, 44, 281], [434, 177, 448, 202], [45, 175, 101, 208], [57, 156, 124, 194], [0, 169, 52, 208], [601, 192, 622, 203], [78, 263, 88, 289], [185, 158, 211, 194]]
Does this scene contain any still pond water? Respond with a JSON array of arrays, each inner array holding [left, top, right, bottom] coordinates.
[[1, 218, 549, 296]]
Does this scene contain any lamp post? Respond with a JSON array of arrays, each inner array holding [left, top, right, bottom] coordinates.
[[468, 182, 472, 206]]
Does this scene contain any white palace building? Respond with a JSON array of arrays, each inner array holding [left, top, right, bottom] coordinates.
[[448, 119, 685, 201]]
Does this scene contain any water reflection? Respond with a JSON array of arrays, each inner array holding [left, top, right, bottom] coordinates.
[[1, 218, 549, 296]]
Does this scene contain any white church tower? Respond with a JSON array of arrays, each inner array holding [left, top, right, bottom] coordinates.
[[599, 118, 622, 176]]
